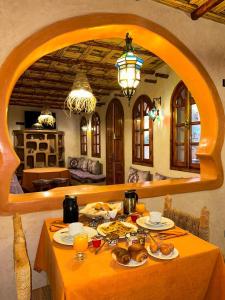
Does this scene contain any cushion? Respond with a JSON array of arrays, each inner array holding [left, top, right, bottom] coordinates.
[[69, 169, 105, 181], [90, 160, 101, 175], [87, 159, 93, 173], [128, 167, 139, 183], [10, 174, 24, 194], [127, 167, 151, 183], [77, 157, 85, 169], [154, 172, 169, 181], [68, 157, 79, 169], [80, 159, 88, 172]]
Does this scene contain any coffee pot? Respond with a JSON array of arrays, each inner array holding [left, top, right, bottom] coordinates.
[[63, 195, 79, 223], [123, 190, 138, 215]]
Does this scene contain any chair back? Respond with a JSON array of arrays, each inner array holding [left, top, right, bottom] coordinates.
[[163, 195, 209, 241], [13, 213, 31, 300]]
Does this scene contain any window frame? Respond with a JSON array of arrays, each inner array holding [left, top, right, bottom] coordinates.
[[91, 112, 101, 158], [132, 95, 153, 167], [170, 81, 200, 173], [80, 116, 87, 156]]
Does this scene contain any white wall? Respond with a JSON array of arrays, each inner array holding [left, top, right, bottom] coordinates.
[[1, 1, 225, 299]]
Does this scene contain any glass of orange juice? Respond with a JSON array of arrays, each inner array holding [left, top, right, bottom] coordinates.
[[136, 203, 146, 215], [73, 233, 88, 261]]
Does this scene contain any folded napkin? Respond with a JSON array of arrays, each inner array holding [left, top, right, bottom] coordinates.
[[49, 221, 68, 232], [154, 227, 188, 240]]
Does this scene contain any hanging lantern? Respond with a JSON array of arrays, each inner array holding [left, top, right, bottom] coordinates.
[[64, 72, 96, 115], [149, 97, 161, 121], [116, 33, 144, 105], [38, 107, 55, 127]]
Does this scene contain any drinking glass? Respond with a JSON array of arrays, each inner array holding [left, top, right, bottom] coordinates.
[[136, 203, 146, 214], [73, 233, 88, 261]]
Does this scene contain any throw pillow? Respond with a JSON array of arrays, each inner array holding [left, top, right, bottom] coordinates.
[[87, 159, 93, 173], [137, 170, 151, 182], [77, 157, 85, 169], [154, 172, 169, 180], [80, 159, 88, 172], [91, 160, 101, 175], [127, 167, 138, 183], [68, 157, 79, 169]]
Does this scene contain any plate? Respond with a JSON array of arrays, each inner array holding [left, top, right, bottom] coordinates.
[[136, 216, 174, 231], [53, 227, 97, 246], [112, 253, 147, 267], [146, 246, 179, 260], [97, 221, 137, 238], [80, 202, 121, 219]]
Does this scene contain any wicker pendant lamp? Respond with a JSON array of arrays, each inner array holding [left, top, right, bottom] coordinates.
[[38, 107, 55, 127], [64, 72, 96, 115]]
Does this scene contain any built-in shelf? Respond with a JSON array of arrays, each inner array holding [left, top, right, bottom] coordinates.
[[13, 129, 65, 176]]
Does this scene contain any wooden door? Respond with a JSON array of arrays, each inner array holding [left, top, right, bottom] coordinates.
[[106, 99, 124, 184]]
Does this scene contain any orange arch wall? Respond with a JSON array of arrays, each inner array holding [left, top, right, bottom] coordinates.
[[0, 13, 224, 214]]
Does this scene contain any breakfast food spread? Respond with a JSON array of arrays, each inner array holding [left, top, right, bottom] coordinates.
[[101, 221, 136, 237], [112, 247, 131, 265]]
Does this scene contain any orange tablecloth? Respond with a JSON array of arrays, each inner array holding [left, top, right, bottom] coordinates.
[[22, 167, 70, 191], [34, 219, 225, 300]]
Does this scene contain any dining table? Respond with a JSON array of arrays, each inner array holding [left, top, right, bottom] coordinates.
[[34, 217, 225, 300]]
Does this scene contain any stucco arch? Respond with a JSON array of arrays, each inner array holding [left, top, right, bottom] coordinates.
[[0, 13, 223, 214]]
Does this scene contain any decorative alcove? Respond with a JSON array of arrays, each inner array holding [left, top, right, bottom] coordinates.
[[0, 13, 224, 214]]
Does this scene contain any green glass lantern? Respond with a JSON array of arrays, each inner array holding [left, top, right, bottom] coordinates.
[[116, 33, 144, 104]]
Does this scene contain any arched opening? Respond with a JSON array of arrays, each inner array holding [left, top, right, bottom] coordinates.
[[0, 13, 223, 214]]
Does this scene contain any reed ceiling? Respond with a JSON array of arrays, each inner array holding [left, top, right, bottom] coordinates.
[[153, 0, 225, 25], [9, 38, 168, 110]]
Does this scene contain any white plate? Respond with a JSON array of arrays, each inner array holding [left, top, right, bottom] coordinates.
[[112, 253, 147, 267], [53, 227, 97, 246], [80, 202, 121, 219], [97, 221, 137, 238], [147, 246, 179, 260], [136, 216, 174, 231]]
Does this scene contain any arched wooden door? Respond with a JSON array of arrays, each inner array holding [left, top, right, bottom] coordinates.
[[106, 99, 124, 184]]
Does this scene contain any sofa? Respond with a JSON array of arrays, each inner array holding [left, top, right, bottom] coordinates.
[[68, 157, 106, 184]]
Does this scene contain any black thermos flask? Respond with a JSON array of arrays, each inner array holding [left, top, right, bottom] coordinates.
[[63, 195, 79, 223]]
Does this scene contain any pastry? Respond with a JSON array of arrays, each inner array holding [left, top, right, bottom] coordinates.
[[160, 243, 174, 255], [112, 247, 131, 265], [128, 243, 148, 262], [149, 241, 159, 253]]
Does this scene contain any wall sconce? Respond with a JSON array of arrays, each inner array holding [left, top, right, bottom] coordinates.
[[149, 97, 161, 121]]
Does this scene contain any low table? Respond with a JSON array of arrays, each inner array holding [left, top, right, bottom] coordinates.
[[34, 218, 225, 300], [22, 167, 70, 192]]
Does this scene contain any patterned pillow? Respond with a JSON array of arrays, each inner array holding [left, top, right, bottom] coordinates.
[[128, 167, 138, 183], [90, 160, 101, 175], [77, 157, 85, 169], [68, 157, 79, 169], [154, 172, 169, 181], [80, 159, 88, 172], [137, 170, 151, 182], [87, 159, 93, 173]]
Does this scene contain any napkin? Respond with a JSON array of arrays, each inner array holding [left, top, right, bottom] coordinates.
[[49, 221, 68, 232], [155, 227, 188, 239]]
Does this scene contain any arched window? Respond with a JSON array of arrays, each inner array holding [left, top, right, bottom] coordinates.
[[80, 116, 87, 155], [171, 81, 200, 172], [91, 112, 101, 157], [132, 95, 153, 166]]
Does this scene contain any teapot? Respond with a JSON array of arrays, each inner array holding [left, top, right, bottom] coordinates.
[[63, 195, 79, 223], [123, 190, 138, 215]]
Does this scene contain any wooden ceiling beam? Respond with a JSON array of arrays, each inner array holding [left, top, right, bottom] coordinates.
[[39, 56, 156, 75], [155, 72, 169, 79], [15, 81, 120, 91], [191, 0, 225, 20], [144, 79, 157, 84], [82, 40, 158, 57], [12, 89, 109, 97], [22, 70, 116, 82]]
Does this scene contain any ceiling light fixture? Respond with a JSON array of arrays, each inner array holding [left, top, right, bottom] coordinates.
[[116, 33, 144, 105], [38, 107, 55, 127], [64, 72, 96, 115]]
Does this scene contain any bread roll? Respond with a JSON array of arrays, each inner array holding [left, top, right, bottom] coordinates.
[[160, 243, 174, 255], [128, 243, 148, 262], [112, 247, 131, 265]]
